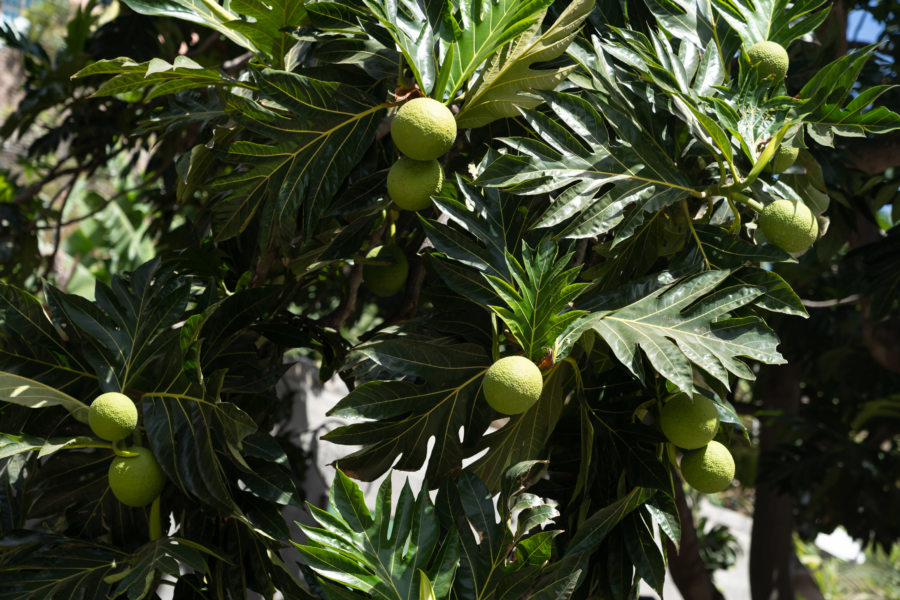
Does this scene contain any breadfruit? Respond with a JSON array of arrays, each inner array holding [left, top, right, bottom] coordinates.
[[482, 356, 543, 415], [363, 244, 409, 297], [680, 441, 735, 494], [390, 97, 457, 161], [747, 41, 789, 80], [387, 157, 443, 211], [770, 145, 799, 173], [758, 199, 818, 255], [89, 392, 138, 442], [108, 446, 166, 507], [659, 393, 720, 450]]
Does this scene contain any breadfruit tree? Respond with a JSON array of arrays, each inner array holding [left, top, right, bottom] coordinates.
[[0, 0, 897, 599]]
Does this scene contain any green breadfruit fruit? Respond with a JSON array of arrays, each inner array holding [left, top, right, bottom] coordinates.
[[482, 356, 543, 415], [747, 41, 789, 80], [658, 393, 720, 449], [387, 157, 443, 211], [680, 441, 735, 494], [89, 392, 138, 442], [363, 244, 409, 297], [108, 446, 167, 507], [758, 199, 818, 255], [770, 145, 799, 173], [390, 97, 457, 161]]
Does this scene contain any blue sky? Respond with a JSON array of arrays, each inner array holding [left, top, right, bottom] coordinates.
[[848, 8, 887, 43]]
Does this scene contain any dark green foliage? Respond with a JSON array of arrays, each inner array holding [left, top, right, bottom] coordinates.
[[1, 0, 899, 598]]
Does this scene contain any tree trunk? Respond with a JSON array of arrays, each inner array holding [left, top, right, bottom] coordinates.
[[749, 363, 802, 600], [666, 471, 725, 600]]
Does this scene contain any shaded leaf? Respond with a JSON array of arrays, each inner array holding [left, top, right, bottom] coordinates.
[[213, 71, 381, 248], [0, 373, 88, 423], [324, 339, 489, 485], [296, 471, 458, 600], [564, 487, 653, 556]]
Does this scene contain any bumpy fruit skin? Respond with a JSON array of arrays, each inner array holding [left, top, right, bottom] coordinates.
[[680, 441, 735, 494], [659, 393, 720, 449], [387, 157, 443, 211], [108, 446, 166, 507], [482, 356, 543, 415], [89, 392, 138, 442], [758, 199, 818, 255], [363, 244, 409, 297], [770, 145, 799, 173], [747, 41, 789, 80], [390, 98, 457, 161]]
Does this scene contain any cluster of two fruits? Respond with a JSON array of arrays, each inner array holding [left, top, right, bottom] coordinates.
[[88, 392, 166, 507], [659, 393, 736, 494], [363, 98, 458, 298], [744, 41, 820, 256]]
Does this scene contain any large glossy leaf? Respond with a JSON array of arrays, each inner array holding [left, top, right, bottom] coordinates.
[[224, 0, 308, 66], [709, 0, 830, 46], [435, 466, 561, 600], [73, 56, 239, 100], [477, 90, 693, 243], [143, 370, 255, 513], [0, 433, 106, 460], [644, 0, 741, 59], [121, 0, 254, 51], [0, 532, 223, 600], [362, 0, 442, 93], [0, 373, 88, 423], [559, 269, 786, 393], [44, 259, 191, 393], [0, 283, 95, 394], [442, 0, 554, 100], [791, 46, 900, 145], [424, 175, 530, 282], [296, 470, 458, 600], [485, 239, 588, 362], [108, 537, 224, 600], [213, 71, 381, 248], [323, 338, 490, 485], [623, 510, 665, 594], [0, 532, 124, 600], [455, 0, 592, 127]]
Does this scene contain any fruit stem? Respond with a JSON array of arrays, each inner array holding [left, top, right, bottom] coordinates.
[[113, 439, 139, 457], [149, 497, 162, 541], [730, 192, 765, 213], [681, 199, 711, 270], [726, 196, 742, 234]]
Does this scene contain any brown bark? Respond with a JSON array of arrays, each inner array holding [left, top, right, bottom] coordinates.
[[851, 216, 900, 374], [749, 363, 803, 600], [842, 134, 900, 176], [666, 472, 725, 600]]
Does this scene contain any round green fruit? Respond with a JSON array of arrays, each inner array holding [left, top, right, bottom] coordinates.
[[89, 392, 138, 442], [770, 145, 799, 174], [658, 393, 720, 450], [108, 446, 166, 507], [747, 41, 789, 80], [363, 244, 409, 297], [482, 356, 543, 415], [390, 97, 457, 161], [758, 199, 818, 255], [387, 157, 443, 211], [680, 441, 735, 494]]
